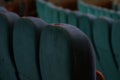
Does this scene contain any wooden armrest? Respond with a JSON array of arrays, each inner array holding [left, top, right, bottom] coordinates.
[[96, 70, 105, 80]]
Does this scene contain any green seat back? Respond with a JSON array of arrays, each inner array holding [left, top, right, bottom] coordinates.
[[40, 24, 96, 80], [42, 2, 52, 23], [36, 0, 46, 19], [13, 17, 48, 80], [112, 21, 120, 71], [112, 12, 120, 20], [50, 5, 61, 23], [94, 7, 104, 17], [68, 11, 82, 26], [78, 2, 88, 13], [59, 9, 71, 23], [0, 12, 19, 80], [77, 14, 102, 71], [93, 17, 119, 80], [102, 9, 111, 17], [88, 6, 96, 15], [78, 14, 95, 39]]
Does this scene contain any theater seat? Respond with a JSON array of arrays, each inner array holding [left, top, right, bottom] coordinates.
[[112, 21, 120, 71], [93, 17, 120, 80], [51, 6, 61, 23], [42, 2, 53, 23], [13, 17, 48, 80], [39, 24, 96, 80], [59, 9, 71, 23], [78, 14, 95, 39], [67, 11, 81, 26], [0, 12, 19, 80]]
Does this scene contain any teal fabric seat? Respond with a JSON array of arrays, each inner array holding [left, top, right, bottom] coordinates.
[[39, 24, 96, 80], [67, 11, 82, 26], [59, 9, 67, 23], [112, 12, 120, 20], [112, 21, 120, 72], [78, 14, 95, 39], [43, 2, 54, 23], [78, 1, 88, 13], [42, 2, 61, 24], [0, 12, 19, 80], [48, 3, 57, 23], [36, 0, 46, 19], [49, 5, 61, 23], [76, 14, 102, 71], [88, 6, 96, 15], [13, 17, 48, 80], [59, 9, 71, 23], [67, 11, 77, 26], [93, 17, 119, 80], [102, 9, 111, 17]]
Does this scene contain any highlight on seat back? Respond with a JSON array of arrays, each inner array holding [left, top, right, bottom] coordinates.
[[0, 12, 19, 80], [39, 24, 96, 80], [93, 17, 120, 80], [67, 11, 82, 26], [13, 17, 48, 80], [78, 14, 95, 39], [112, 21, 120, 72], [0, 7, 7, 12]]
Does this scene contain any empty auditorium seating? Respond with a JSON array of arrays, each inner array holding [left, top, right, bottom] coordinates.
[[39, 23, 96, 80], [13, 17, 48, 80], [1, 0, 120, 80], [0, 12, 19, 80], [78, 1, 120, 20]]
